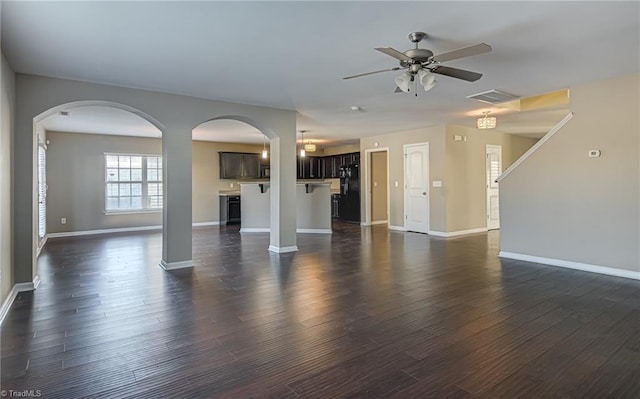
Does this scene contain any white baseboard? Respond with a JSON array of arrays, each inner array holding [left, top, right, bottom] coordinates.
[[159, 259, 194, 270], [388, 225, 406, 231], [268, 245, 299, 253], [297, 229, 332, 234], [1, 275, 41, 325], [192, 221, 220, 227], [498, 251, 640, 280], [0, 287, 18, 325], [48, 225, 162, 238], [242, 228, 332, 234], [240, 227, 270, 233], [428, 227, 488, 238], [37, 236, 48, 257]]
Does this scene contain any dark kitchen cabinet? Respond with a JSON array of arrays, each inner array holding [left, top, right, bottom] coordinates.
[[320, 153, 359, 178], [297, 156, 323, 179], [219, 152, 261, 179]]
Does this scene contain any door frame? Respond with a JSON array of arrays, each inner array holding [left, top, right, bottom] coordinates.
[[403, 142, 430, 233], [486, 144, 502, 230], [363, 147, 390, 226]]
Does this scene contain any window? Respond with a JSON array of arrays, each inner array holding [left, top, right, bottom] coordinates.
[[105, 154, 162, 212]]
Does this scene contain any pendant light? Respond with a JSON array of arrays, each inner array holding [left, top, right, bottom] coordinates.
[[299, 130, 306, 158], [262, 133, 268, 159], [477, 111, 497, 129]]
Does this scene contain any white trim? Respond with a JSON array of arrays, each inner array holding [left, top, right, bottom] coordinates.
[[241, 228, 333, 234], [0, 287, 18, 325], [47, 225, 162, 238], [370, 220, 388, 225], [192, 221, 220, 227], [240, 227, 270, 233], [428, 227, 488, 237], [104, 210, 162, 215], [297, 229, 332, 234], [1, 276, 41, 325], [268, 245, 299, 253], [36, 235, 48, 257], [388, 225, 406, 231], [360, 222, 371, 226], [159, 259, 194, 270], [498, 251, 640, 280], [496, 112, 574, 182]]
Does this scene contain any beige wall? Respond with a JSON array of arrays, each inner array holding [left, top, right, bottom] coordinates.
[[360, 126, 447, 230], [45, 132, 269, 232], [445, 125, 538, 232], [360, 124, 537, 233], [500, 73, 640, 273], [370, 151, 388, 222], [324, 144, 360, 156], [1, 53, 15, 304], [192, 140, 265, 223], [46, 131, 163, 233]]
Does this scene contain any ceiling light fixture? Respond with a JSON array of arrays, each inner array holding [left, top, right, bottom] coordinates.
[[350, 105, 361, 111], [395, 69, 437, 94], [262, 133, 268, 159], [299, 130, 306, 158], [304, 140, 316, 153], [477, 111, 497, 129]]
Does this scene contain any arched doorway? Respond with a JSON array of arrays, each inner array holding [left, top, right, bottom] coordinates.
[[33, 101, 165, 278]]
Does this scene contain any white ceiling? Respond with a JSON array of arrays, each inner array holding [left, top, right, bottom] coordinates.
[[3, 1, 639, 145]]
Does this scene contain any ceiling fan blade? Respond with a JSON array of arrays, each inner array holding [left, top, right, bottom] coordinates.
[[375, 47, 412, 62], [431, 65, 483, 82], [343, 67, 401, 80], [432, 43, 492, 63]]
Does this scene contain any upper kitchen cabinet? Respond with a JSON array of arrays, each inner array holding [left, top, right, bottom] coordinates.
[[297, 156, 323, 179], [219, 152, 262, 179]]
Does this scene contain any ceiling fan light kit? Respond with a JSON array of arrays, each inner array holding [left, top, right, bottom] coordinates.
[[343, 31, 491, 95]]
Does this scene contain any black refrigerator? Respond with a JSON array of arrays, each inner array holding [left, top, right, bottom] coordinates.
[[338, 163, 360, 223]]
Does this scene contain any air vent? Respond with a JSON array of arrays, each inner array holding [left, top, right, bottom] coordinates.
[[467, 89, 519, 104]]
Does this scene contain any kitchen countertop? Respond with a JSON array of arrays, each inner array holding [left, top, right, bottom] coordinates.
[[219, 191, 241, 196]]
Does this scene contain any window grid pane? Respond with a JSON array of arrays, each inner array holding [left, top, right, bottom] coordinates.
[[105, 154, 163, 211]]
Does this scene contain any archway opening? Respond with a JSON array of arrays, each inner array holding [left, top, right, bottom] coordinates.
[[33, 101, 165, 276], [191, 118, 272, 236]]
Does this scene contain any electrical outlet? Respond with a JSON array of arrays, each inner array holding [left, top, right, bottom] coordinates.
[[61, 217, 67, 224]]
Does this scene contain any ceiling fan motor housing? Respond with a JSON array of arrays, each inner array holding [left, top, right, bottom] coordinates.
[[400, 48, 433, 67]]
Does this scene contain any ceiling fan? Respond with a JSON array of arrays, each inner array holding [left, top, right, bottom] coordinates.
[[344, 32, 491, 93]]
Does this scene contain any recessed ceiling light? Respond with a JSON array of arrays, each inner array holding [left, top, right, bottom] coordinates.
[[350, 106, 361, 111]]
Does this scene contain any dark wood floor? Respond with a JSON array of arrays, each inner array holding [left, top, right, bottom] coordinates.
[[1, 222, 639, 398]]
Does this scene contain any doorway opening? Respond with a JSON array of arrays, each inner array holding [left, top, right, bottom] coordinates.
[[364, 148, 389, 226]]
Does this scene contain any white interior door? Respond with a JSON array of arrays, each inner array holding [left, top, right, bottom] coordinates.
[[486, 145, 502, 230], [404, 143, 429, 233]]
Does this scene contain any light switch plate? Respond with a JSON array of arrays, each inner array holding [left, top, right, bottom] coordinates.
[[432, 180, 442, 188], [588, 150, 601, 157]]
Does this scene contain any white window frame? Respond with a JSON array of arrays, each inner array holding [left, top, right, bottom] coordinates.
[[104, 153, 163, 214]]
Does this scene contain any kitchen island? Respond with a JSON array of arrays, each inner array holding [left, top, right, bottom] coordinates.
[[239, 182, 332, 233]]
